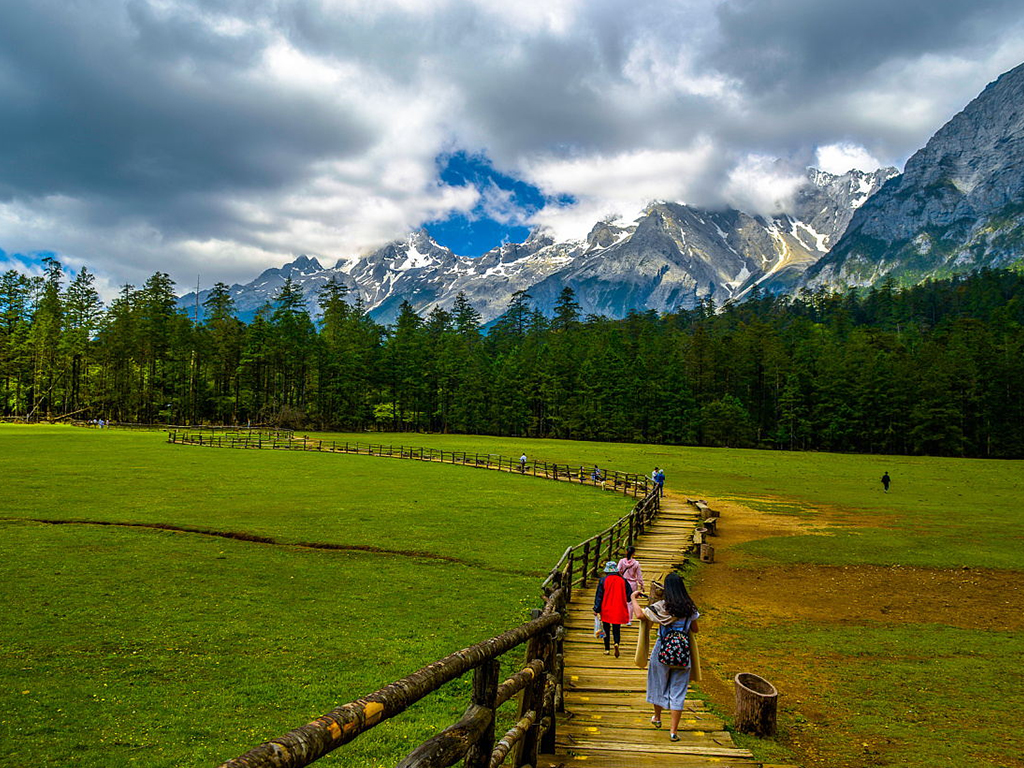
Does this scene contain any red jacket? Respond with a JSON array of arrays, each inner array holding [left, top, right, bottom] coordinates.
[[594, 573, 631, 624]]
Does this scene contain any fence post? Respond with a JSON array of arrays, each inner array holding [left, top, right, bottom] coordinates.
[[463, 658, 501, 768], [593, 535, 602, 576], [514, 612, 547, 768], [581, 542, 590, 589], [566, 553, 575, 602]]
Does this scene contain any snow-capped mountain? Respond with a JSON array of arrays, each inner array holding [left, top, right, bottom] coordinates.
[[804, 61, 1024, 289], [180, 166, 895, 324]]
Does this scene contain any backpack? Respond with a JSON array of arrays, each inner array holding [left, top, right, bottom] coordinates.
[[657, 626, 691, 670]]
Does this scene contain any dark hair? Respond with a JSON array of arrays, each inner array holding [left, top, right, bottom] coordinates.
[[625, 546, 636, 558], [663, 572, 697, 620]]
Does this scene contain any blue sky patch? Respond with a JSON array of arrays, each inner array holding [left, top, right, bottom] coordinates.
[[426, 151, 574, 257]]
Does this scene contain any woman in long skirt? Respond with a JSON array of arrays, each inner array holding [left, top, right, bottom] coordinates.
[[630, 572, 699, 742]]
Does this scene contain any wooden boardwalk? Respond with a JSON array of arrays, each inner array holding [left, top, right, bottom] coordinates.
[[538, 493, 761, 768]]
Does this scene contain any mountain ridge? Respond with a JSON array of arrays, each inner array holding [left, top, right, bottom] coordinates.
[[804, 61, 1024, 288], [180, 166, 896, 323]]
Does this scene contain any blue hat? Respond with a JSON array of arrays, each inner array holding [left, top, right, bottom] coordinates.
[[603, 561, 619, 573]]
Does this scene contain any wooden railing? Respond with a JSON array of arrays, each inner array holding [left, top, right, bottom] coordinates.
[[167, 429, 653, 499], [540, 489, 661, 600], [168, 429, 661, 768]]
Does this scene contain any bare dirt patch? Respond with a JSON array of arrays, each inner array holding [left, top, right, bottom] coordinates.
[[682, 492, 1024, 768], [707, 563, 1024, 632]]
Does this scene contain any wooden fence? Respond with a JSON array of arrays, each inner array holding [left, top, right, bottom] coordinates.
[[167, 429, 660, 768], [167, 430, 653, 499]]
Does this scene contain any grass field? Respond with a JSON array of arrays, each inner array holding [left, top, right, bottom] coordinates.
[[4, 425, 1022, 768], [307, 430, 1024, 569], [306, 432, 1024, 768], [0, 425, 633, 767]]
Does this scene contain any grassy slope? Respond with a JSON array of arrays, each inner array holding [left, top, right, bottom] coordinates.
[[5, 426, 1021, 767], [308, 432, 1024, 768], [311, 431, 1024, 570], [0, 426, 632, 767]]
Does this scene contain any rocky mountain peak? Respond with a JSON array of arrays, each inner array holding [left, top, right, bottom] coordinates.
[[804, 61, 1024, 289], [586, 218, 633, 249]]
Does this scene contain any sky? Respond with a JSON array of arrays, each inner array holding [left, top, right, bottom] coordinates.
[[1, 0, 1024, 297]]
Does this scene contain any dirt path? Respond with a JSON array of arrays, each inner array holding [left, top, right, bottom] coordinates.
[[683, 492, 1024, 768]]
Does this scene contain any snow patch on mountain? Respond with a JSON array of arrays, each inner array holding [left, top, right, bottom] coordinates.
[[179, 166, 898, 323]]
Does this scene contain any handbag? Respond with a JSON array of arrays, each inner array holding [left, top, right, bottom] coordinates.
[[657, 626, 691, 670], [633, 619, 650, 668], [593, 615, 605, 638]]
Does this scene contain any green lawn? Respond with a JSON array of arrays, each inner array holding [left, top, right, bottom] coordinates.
[[310, 431, 1024, 570], [4, 426, 1022, 768], [0, 425, 633, 767]]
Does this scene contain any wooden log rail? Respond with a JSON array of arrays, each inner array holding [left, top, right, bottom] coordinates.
[[166, 429, 654, 500], [185, 428, 664, 768], [220, 588, 569, 768]]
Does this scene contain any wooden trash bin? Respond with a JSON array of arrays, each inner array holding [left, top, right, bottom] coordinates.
[[734, 672, 778, 737], [700, 543, 715, 563]]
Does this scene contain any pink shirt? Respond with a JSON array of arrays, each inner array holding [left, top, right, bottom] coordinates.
[[617, 557, 644, 591]]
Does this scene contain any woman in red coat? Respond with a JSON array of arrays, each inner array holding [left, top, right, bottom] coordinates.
[[593, 560, 633, 657]]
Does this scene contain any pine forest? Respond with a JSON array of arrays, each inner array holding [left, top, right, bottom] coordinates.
[[3, 258, 1024, 459]]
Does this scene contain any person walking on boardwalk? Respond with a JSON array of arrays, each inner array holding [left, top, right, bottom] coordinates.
[[654, 467, 665, 496], [881, 471, 891, 493], [593, 561, 632, 657], [630, 572, 700, 743], [617, 546, 645, 621], [519, 453, 527, 472]]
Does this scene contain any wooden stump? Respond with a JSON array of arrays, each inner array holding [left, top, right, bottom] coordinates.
[[700, 543, 715, 563], [733, 672, 778, 737]]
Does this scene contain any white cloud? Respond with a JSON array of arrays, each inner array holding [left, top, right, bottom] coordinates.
[[1, 0, 1023, 291], [814, 143, 883, 175], [722, 154, 807, 218]]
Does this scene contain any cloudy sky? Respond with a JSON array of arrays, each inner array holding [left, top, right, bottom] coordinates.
[[2, 0, 1023, 296]]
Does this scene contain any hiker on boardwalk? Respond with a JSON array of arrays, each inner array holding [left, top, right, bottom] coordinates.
[[519, 453, 527, 472], [653, 467, 665, 496], [593, 561, 632, 658], [631, 572, 700, 743], [591, 465, 603, 483], [618, 548, 643, 626], [617, 546, 645, 620], [881, 471, 891, 493]]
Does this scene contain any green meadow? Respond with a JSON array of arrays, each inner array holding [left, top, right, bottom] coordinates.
[[310, 430, 1024, 570], [3, 425, 1023, 768], [0, 425, 632, 767], [306, 432, 1024, 768]]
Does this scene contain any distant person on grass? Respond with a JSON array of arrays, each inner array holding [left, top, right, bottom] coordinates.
[[594, 561, 632, 658], [631, 572, 701, 743], [881, 471, 891, 493]]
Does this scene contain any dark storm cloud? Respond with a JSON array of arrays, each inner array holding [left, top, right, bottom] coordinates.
[[0, 0, 372, 230], [707, 0, 1024, 96], [1, 0, 1023, 289]]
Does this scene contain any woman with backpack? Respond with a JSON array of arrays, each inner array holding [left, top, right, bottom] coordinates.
[[630, 572, 700, 742]]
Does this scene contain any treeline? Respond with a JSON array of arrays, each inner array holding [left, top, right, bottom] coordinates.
[[3, 257, 1024, 458]]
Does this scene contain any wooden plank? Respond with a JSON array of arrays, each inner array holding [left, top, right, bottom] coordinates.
[[556, 739, 754, 758], [563, 711, 724, 729], [563, 696, 706, 711], [538, 755, 755, 768], [561, 724, 732, 741]]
